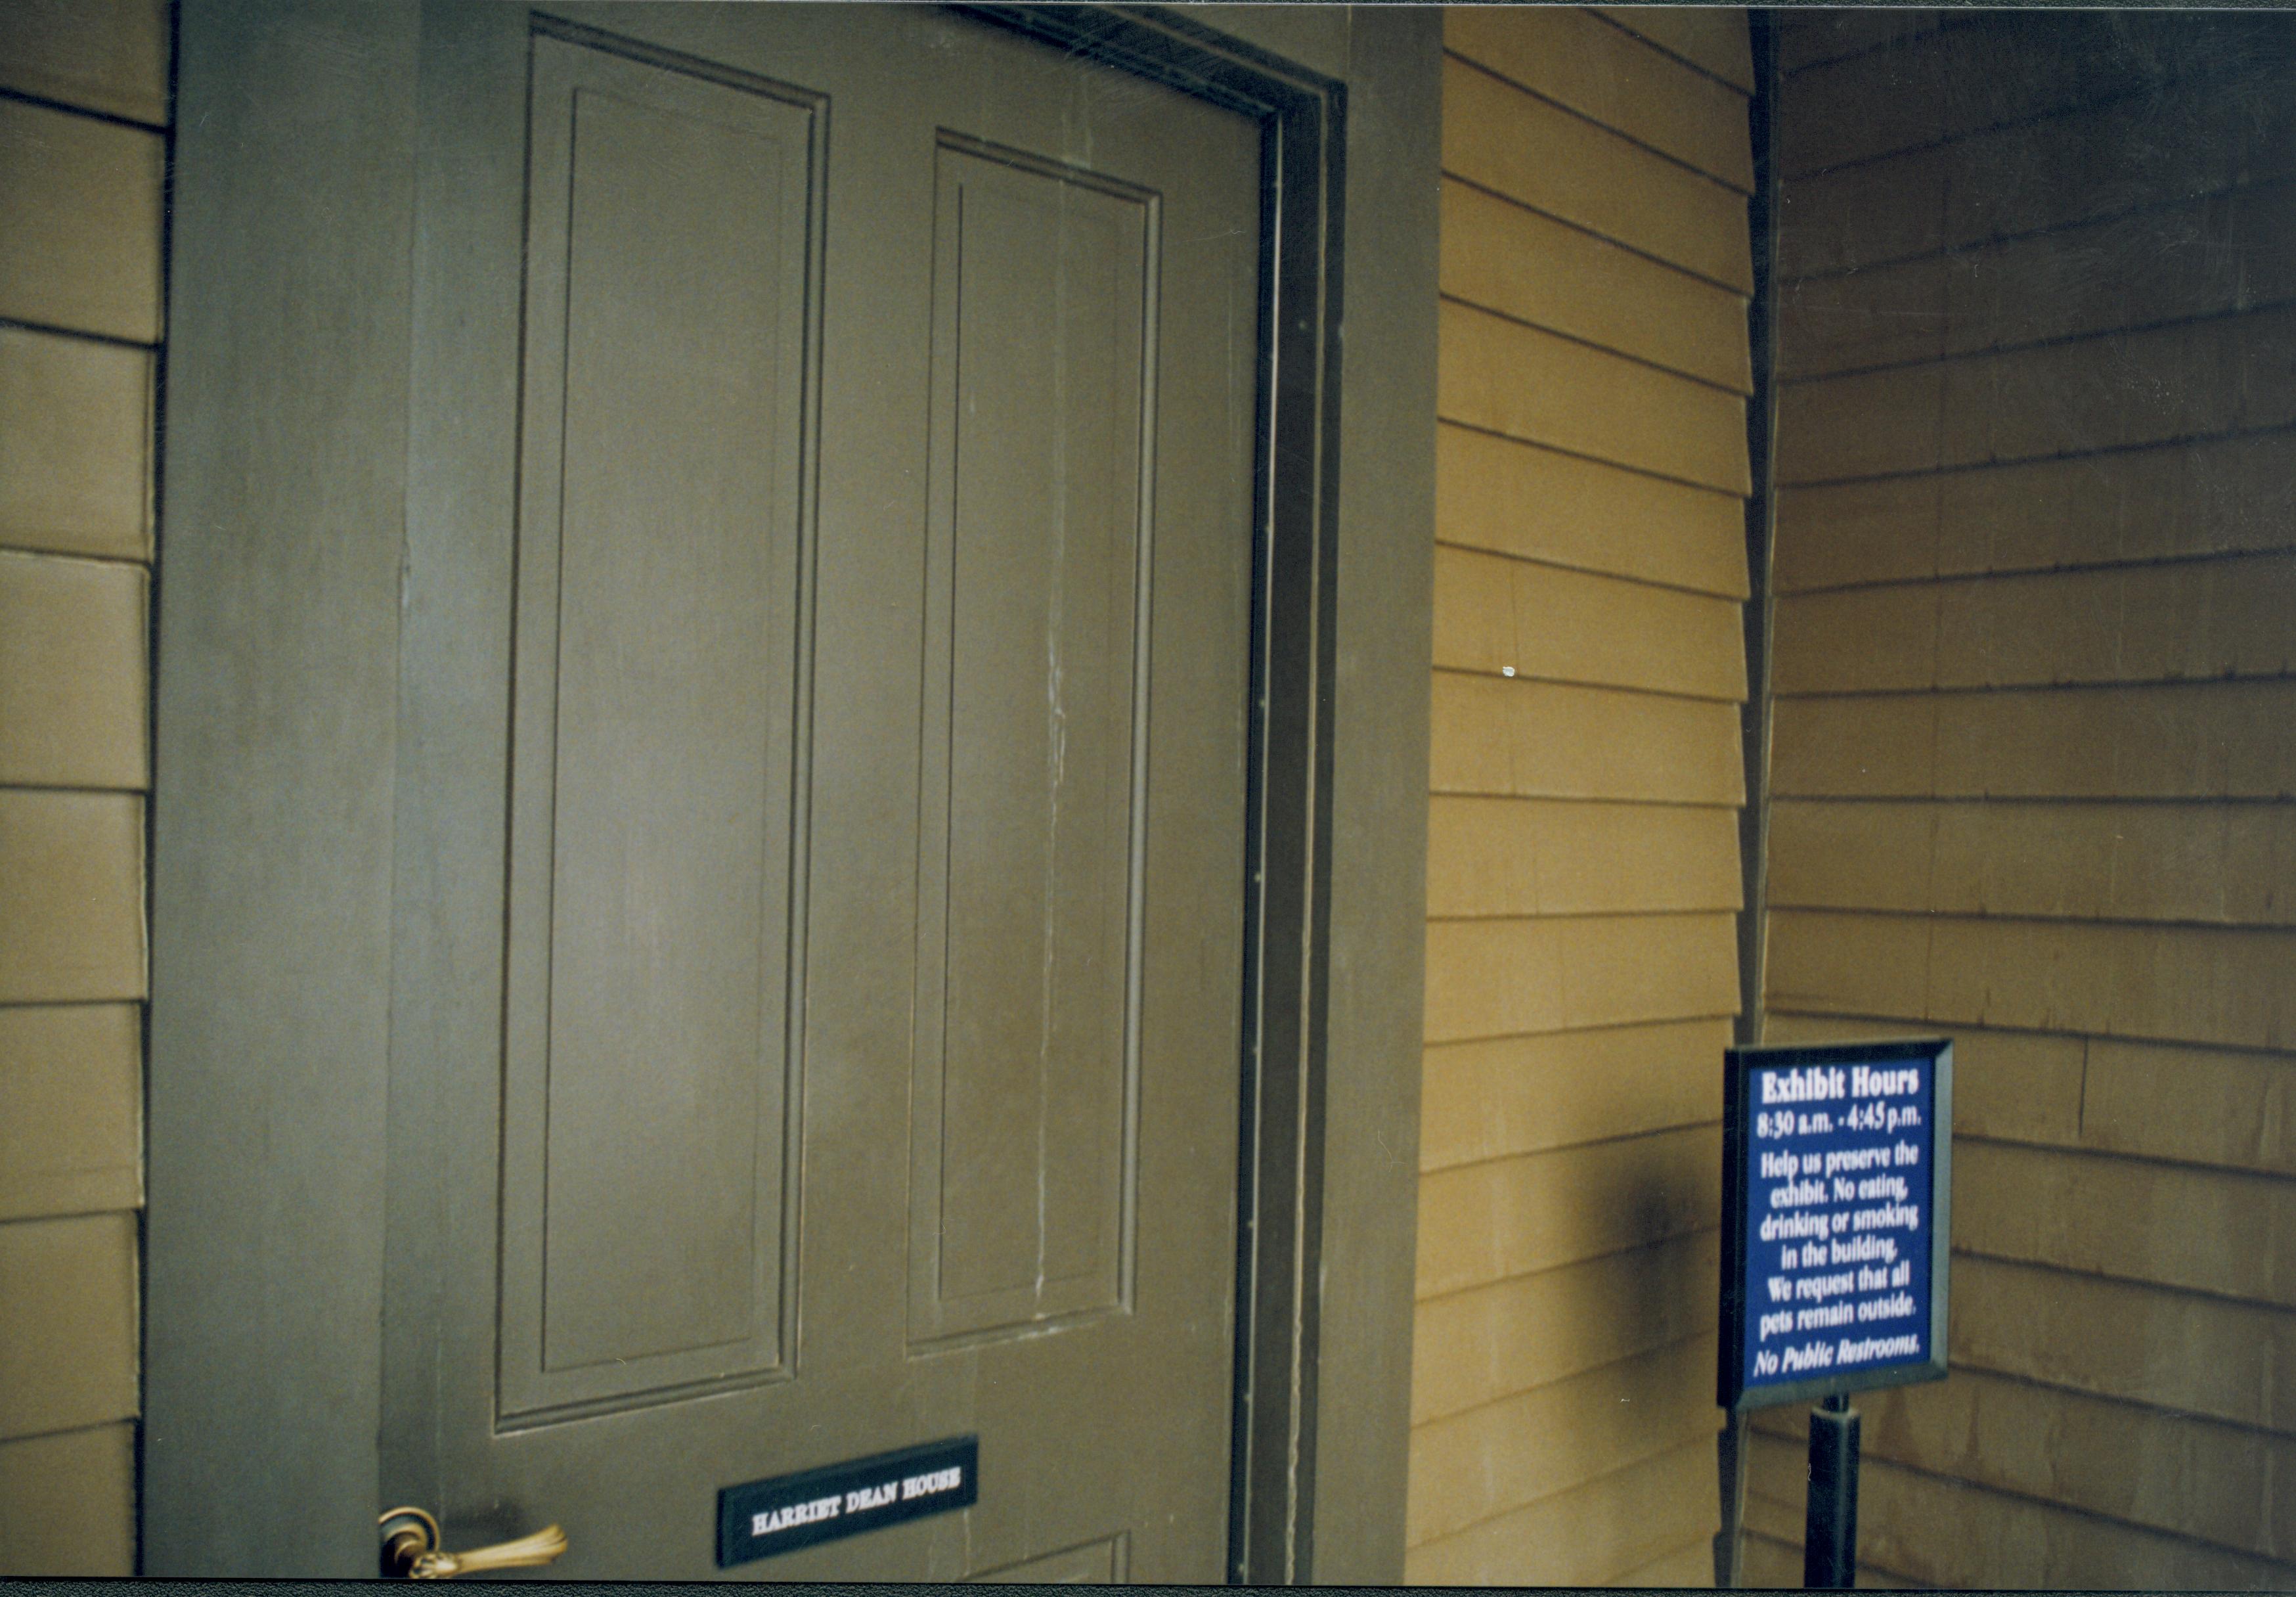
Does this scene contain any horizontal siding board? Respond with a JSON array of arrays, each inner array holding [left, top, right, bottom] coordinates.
[[1433, 545, 1748, 700], [1444, 7, 1753, 190], [1615, 1535, 1719, 1588], [1776, 142, 1949, 281], [1423, 911, 1740, 1045], [2083, 1036, 2296, 1177], [1767, 797, 2296, 928], [0, 1211, 137, 1440], [0, 1422, 135, 1576], [1944, 179, 2296, 360], [1746, 1428, 2296, 1589], [1593, 6, 1754, 94], [1440, 179, 1752, 392], [1407, 1332, 1721, 1545], [0, 790, 144, 1004], [1437, 424, 1750, 598], [1426, 795, 1742, 919], [1404, 1434, 1719, 1585], [1752, 1362, 2296, 1562], [1771, 679, 2296, 801], [1444, 56, 1753, 292], [0, 1004, 141, 1223], [1775, 361, 1942, 484], [0, 97, 164, 343], [0, 0, 169, 126], [1781, 10, 1947, 76], [1777, 432, 2296, 596], [0, 551, 148, 789], [1419, 1016, 1730, 1172], [0, 325, 152, 562], [1768, 1013, 2296, 1184], [1415, 1123, 1721, 1297], [1430, 672, 1746, 804], [1777, 252, 1950, 380], [1777, 554, 2296, 694], [1440, 301, 1752, 494], [1943, 58, 2296, 254], [1955, 1138, 2296, 1307], [1410, 1230, 1719, 1422], [1954, 1253, 2296, 1431], [1769, 909, 2296, 1050]]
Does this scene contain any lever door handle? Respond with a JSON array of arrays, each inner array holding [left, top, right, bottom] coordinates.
[[380, 1506, 569, 1579]]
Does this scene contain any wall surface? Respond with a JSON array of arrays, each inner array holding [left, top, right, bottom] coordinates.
[[1411, 7, 1755, 1583], [0, 0, 167, 1575], [1755, 9, 2296, 1588]]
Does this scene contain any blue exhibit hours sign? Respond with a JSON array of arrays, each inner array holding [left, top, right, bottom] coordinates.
[[1719, 1038, 1953, 1412]]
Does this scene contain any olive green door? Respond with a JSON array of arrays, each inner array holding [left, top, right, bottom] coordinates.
[[380, 3, 1261, 1581]]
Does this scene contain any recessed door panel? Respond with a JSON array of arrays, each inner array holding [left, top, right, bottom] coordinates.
[[497, 33, 818, 1419], [910, 143, 1155, 1345]]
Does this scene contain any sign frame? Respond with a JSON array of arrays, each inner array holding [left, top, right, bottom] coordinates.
[[1719, 1037, 1953, 1414]]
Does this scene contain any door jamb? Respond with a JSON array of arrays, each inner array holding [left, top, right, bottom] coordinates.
[[953, 8, 1347, 1583]]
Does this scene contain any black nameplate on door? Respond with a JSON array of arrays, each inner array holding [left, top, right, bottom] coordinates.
[[717, 1435, 979, 1567]]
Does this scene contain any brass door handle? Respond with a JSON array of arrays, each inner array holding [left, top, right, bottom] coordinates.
[[380, 1506, 569, 1579]]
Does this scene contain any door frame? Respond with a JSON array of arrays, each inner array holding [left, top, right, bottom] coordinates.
[[142, 1, 1438, 1580]]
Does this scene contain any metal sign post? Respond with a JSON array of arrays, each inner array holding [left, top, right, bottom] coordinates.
[[1718, 1038, 1953, 1590]]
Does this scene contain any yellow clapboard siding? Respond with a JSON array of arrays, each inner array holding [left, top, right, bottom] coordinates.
[[1773, 472, 1943, 594], [1954, 1253, 2296, 1431], [1769, 909, 2296, 1050], [1415, 1124, 1720, 1297], [1440, 180, 1752, 391], [1945, 181, 2296, 360], [1616, 1535, 1723, 1588], [1770, 679, 2296, 801], [1777, 554, 2296, 694], [1420, 1017, 1729, 1172], [1945, 66, 2296, 254], [0, 1422, 135, 1577], [1745, 1428, 2296, 1590], [1424, 911, 1739, 1045], [1765, 1011, 2092, 1157], [1933, 433, 2296, 579], [1782, 10, 1947, 75], [1437, 423, 1749, 598], [1776, 141, 1951, 281], [0, 551, 148, 790], [1775, 361, 1944, 484], [0, 325, 152, 562], [1443, 7, 1753, 191], [2083, 1035, 2296, 1177], [1440, 300, 1752, 494], [1593, 6, 1754, 93], [1956, 1138, 2296, 1308], [1767, 798, 2296, 928], [1777, 252, 1950, 381], [1405, 1434, 1718, 1585], [0, 97, 164, 344], [1411, 1230, 1717, 1422], [0, 1212, 137, 1441], [1426, 795, 1742, 919], [1779, 14, 2161, 181], [1443, 56, 1752, 292], [1407, 1332, 1721, 1546], [1433, 546, 1748, 700], [1755, 1362, 2296, 1562], [0, 1004, 141, 1223], [0, 0, 169, 127], [1430, 672, 1746, 804], [0, 790, 144, 1004], [1786, 305, 2296, 485]]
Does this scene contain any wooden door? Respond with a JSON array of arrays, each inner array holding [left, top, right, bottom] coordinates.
[[381, 3, 1260, 1581]]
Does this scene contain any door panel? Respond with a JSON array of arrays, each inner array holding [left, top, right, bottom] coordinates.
[[910, 141, 1155, 1346], [498, 30, 816, 1422], [389, 4, 1261, 1580]]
